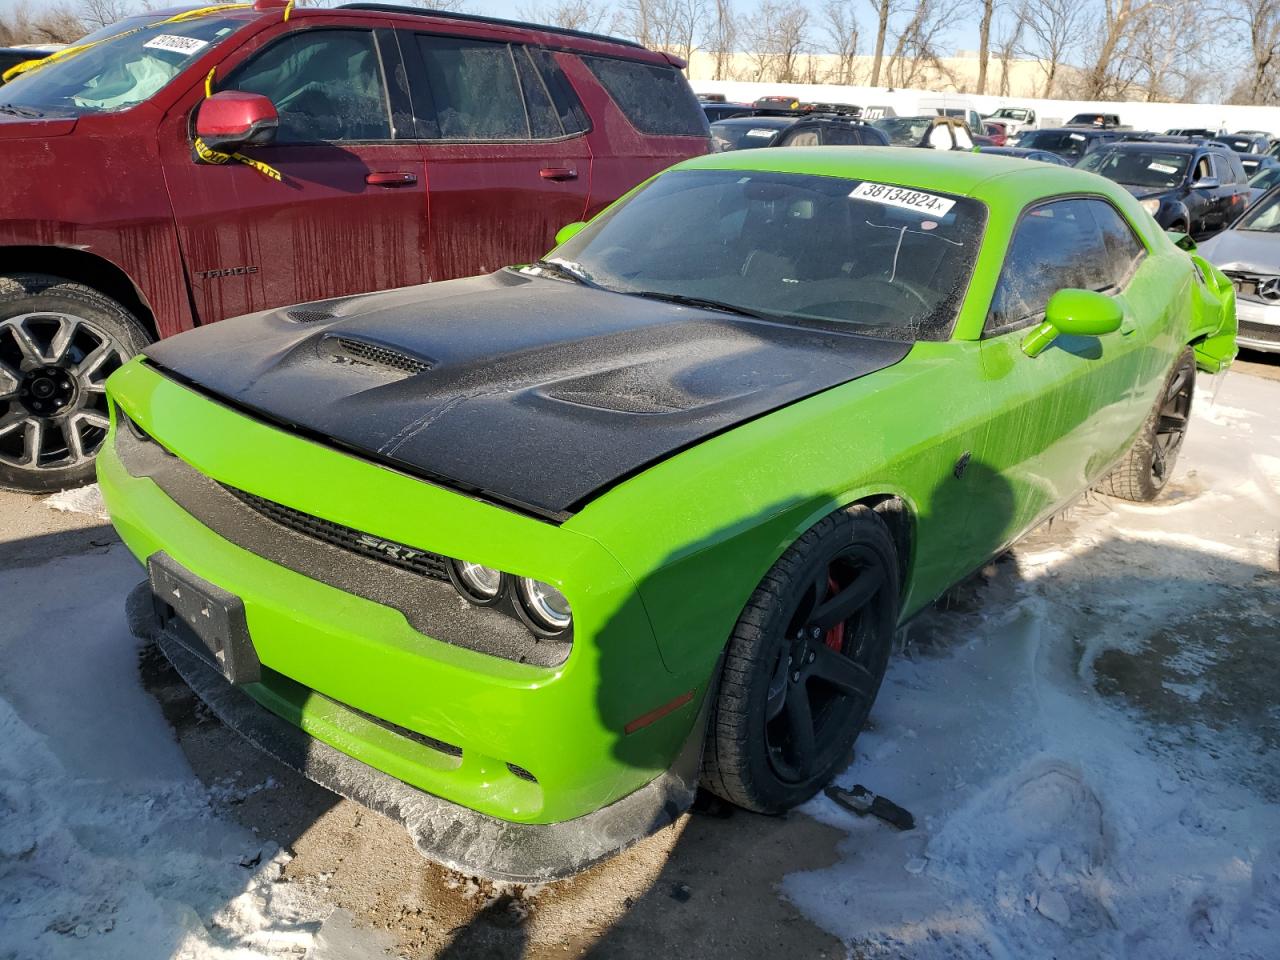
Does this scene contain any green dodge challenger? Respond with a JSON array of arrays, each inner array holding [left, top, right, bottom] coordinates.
[[98, 149, 1237, 880]]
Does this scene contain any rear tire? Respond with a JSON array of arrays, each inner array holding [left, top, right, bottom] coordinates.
[[701, 504, 899, 814], [1097, 347, 1196, 502], [0, 274, 150, 493]]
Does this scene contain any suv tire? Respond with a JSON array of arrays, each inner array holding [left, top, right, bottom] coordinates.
[[0, 274, 150, 493]]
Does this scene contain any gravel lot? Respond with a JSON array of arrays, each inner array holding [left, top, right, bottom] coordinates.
[[1, 353, 1276, 960]]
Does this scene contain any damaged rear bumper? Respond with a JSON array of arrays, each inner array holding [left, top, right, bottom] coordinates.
[[127, 581, 701, 882]]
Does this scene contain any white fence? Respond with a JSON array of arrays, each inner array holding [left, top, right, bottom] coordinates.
[[695, 80, 1280, 135]]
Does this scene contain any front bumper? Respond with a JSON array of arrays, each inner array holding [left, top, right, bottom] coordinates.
[[1236, 298, 1280, 353], [127, 582, 701, 882], [98, 360, 707, 833]]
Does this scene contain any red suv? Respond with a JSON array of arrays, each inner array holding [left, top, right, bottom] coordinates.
[[0, 1, 709, 491]]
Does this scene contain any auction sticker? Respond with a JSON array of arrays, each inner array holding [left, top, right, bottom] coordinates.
[[746, 128, 778, 138], [850, 181, 956, 217], [144, 34, 209, 56]]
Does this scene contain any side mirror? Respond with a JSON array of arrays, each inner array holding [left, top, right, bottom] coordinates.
[[195, 91, 278, 153], [1021, 289, 1123, 357], [1193, 176, 1220, 189], [554, 221, 587, 246]]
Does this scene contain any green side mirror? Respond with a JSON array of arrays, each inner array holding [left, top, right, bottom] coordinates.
[[1021, 289, 1124, 357], [554, 221, 587, 246]]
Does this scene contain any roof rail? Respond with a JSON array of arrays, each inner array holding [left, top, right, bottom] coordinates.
[[337, 3, 643, 48]]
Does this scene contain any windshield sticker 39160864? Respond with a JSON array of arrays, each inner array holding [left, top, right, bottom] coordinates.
[[143, 34, 210, 56], [849, 182, 957, 217]]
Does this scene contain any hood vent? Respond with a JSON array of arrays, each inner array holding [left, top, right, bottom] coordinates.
[[285, 297, 359, 324], [321, 336, 432, 376]]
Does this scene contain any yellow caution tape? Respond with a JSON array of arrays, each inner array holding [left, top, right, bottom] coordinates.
[[2, 3, 252, 83], [283, 1, 295, 22], [193, 136, 283, 182]]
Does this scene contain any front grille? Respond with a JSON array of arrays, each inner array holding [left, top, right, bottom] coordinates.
[[333, 338, 431, 375], [220, 484, 452, 583], [1240, 318, 1280, 345], [1223, 270, 1280, 305]]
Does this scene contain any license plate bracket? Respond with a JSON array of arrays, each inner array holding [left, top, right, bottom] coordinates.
[[148, 553, 261, 685]]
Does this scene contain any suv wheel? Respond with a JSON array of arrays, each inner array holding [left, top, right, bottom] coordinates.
[[0, 274, 150, 493]]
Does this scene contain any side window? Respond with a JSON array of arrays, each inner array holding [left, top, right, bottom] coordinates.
[[1194, 154, 1212, 182], [986, 198, 1132, 335], [512, 45, 563, 139], [224, 30, 390, 143], [579, 54, 708, 137], [415, 35, 528, 140], [529, 48, 588, 135], [823, 126, 859, 146], [1089, 200, 1147, 286], [783, 129, 821, 147]]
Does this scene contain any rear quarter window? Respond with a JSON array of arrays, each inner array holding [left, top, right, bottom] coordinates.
[[579, 55, 708, 137]]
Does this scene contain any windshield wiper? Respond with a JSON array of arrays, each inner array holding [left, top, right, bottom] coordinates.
[[0, 104, 45, 118], [628, 290, 772, 320], [525, 258, 601, 288]]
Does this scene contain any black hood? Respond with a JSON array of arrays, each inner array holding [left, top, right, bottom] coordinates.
[[146, 272, 910, 519], [1120, 183, 1174, 201]]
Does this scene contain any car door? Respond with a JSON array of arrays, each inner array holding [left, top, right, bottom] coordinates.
[[158, 19, 428, 323], [968, 197, 1151, 557], [400, 32, 591, 280]]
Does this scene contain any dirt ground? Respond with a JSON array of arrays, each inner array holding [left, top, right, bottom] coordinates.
[[5, 350, 1277, 960]]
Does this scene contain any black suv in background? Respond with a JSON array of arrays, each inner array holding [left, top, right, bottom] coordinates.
[[710, 114, 889, 151], [1012, 126, 1126, 161], [1077, 141, 1249, 238]]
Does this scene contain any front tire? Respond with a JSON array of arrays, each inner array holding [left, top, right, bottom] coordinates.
[[1097, 347, 1196, 503], [701, 504, 899, 814], [0, 274, 150, 493]]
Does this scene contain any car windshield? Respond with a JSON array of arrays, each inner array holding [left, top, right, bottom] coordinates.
[[871, 116, 933, 145], [1223, 138, 1257, 153], [710, 120, 786, 151], [1017, 129, 1093, 158], [1250, 167, 1280, 191], [540, 168, 987, 341], [1238, 190, 1280, 232], [1078, 149, 1190, 188], [0, 13, 250, 115], [992, 109, 1028, 121]]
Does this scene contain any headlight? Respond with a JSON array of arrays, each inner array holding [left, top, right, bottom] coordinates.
[[516, 577, 572, 632], [453, 560, 503, 602], [1141, 198, 1161, 215]]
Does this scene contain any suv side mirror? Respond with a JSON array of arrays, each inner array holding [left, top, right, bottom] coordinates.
[[195, 91, 278, 153], [1193, 175, 1220, 189], [554, 221, 587, 246], [1021, 289, 1123, 357]]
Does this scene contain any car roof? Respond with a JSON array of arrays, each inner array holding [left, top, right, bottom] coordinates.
[[1107, 141, 1203, 153], [674, 146, 1116, 207]]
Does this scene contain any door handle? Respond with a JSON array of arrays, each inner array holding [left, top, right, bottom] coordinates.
[[539, 166, 578, 181], [365, 171, 417, 187]]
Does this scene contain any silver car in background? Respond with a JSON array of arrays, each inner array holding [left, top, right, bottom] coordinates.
[[1199, 187, 1280, 353]]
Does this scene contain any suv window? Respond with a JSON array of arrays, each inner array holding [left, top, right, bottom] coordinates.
[[529, 48, 588, 135], [580, 55, 708, 137], [987, 198, 1142, 334], [226, 29, 390, 143], [415, 35, 529, 140]]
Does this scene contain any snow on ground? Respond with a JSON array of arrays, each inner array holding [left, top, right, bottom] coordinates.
[[0, 545, 389, 959], [42, 483, 108, 521], [786, 369, 1280, 959]]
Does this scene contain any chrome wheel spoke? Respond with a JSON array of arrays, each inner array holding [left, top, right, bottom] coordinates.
[[61, 418, 84, 461], [46, 316, 77, 365], [76, 340, 114, 380], [9, 320, 45, 366], [20, 417, 43, 466], [0, 360, 18, 400]]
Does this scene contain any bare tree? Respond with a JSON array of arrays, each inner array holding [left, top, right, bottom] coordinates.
[[976, 0, 994, 93], [867, 0, 900, 86], [704, 0, 738, 79], [1018, 0, 1081, 98], [1079, 0, 1154, 100], [1227, 0, 1280, 104], [614, 0, 708, 62], [740, 0, 810, 81], [886, 0, 962, 89], [78, 0, 134, 29], [405, 0, 470, 12], [517, 0, 611, 32], [822, 0, 860, 84], [991, 3, 1024, 97], [1, 0, 86, 44]]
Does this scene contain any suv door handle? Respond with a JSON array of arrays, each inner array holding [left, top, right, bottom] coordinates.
[[366, 172, 417, 187], [539, 166, 578, 181]]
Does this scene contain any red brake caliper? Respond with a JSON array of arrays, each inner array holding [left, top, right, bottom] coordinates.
[[824, 573, 846, 651]]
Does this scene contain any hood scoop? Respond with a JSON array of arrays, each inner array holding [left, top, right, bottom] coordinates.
[[319, 335, 433, 377]]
